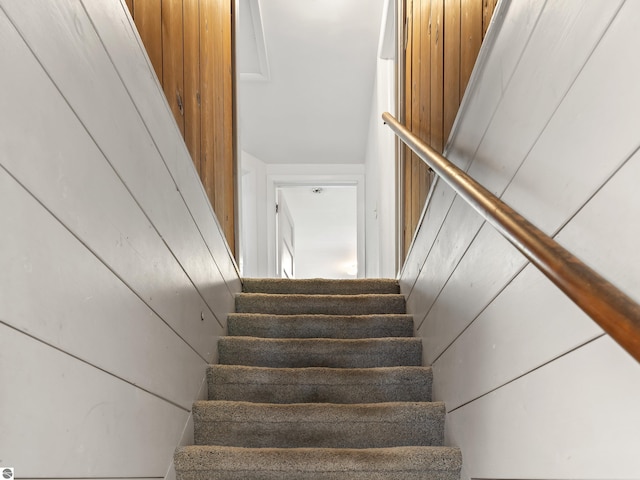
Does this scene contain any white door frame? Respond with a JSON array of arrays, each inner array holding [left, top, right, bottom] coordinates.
[[266, 172, 366, 278], [276, 189, 295, 278]]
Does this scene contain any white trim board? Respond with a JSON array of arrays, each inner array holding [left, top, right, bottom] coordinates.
[[237, 0, 270, 81]]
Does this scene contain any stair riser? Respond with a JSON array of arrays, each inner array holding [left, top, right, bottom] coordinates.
[[235, 294, 406, 315], [218, 338, 422, 368], [195, 423, 442, 448], [209, 383, 431, 404], [193, 403, 445, 449], [208, 366, 432, 403], [227, 314, 414, 338]]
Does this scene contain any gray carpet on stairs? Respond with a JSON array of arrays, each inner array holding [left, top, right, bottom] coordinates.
[[236, 293, 406, 315], [174, 278, 461, 479], [241, 278, 400, 295], [193, 400, 445, 448], [227, 313, 414, 338], [218, 336, 423, 368], [175, 446, 462, 480], [208, 365, 433, 403]]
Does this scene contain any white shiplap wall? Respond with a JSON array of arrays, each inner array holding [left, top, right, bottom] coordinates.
[[0, 1, 240, 478], [400, 0, 640, 479]]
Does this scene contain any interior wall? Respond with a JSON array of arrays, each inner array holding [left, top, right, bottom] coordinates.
[[399, 1, 640, 479], [0, 1, 240, 479], [126, 0, 237, 256], [401, 0, 498, 259], [239, 150, 268, 277], [364, 0, 397, 278], [364, 58, 396, 278]]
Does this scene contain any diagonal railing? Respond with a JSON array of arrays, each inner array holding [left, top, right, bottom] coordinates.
[[383, 112, 640, 363]]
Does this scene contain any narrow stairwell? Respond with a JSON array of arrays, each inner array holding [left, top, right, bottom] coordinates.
[[175, 278, 462, 479]]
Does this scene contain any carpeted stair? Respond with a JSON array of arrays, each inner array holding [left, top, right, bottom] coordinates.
[[175, 278, 462, 479]]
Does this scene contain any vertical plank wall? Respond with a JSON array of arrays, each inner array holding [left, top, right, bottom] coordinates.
[[0, 0, 240, 478], [128, 0, 236, 256], [161, 0, 186, 136], [402, 0, 497, 258], [400, 1, 640, 478]]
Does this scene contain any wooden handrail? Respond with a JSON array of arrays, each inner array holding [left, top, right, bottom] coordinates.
[[383, 112, 640, 363]]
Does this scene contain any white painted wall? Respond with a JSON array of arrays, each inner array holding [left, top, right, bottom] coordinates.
[[365, 0, 397, 278], [280, 185, 359, 279], [239, 150, 268, 277], [364, 62, 396, 278], [399, 1, 640, 479], [0, 1, 240, 479]]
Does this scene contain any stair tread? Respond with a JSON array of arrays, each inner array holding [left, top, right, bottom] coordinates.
[[193, 401, 445, 449], [220, 336, 422, 343], [227, 313, 414, 338], [242, 278, 400, 295], [229, 313, 413, 318], [235, 293, 406, 315], [175, 445, 462, 474]]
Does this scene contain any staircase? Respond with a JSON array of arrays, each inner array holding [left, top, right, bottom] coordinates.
[[174, 278, 462, 479]]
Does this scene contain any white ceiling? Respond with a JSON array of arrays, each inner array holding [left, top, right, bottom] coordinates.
[[237, 0, 386, 165]]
